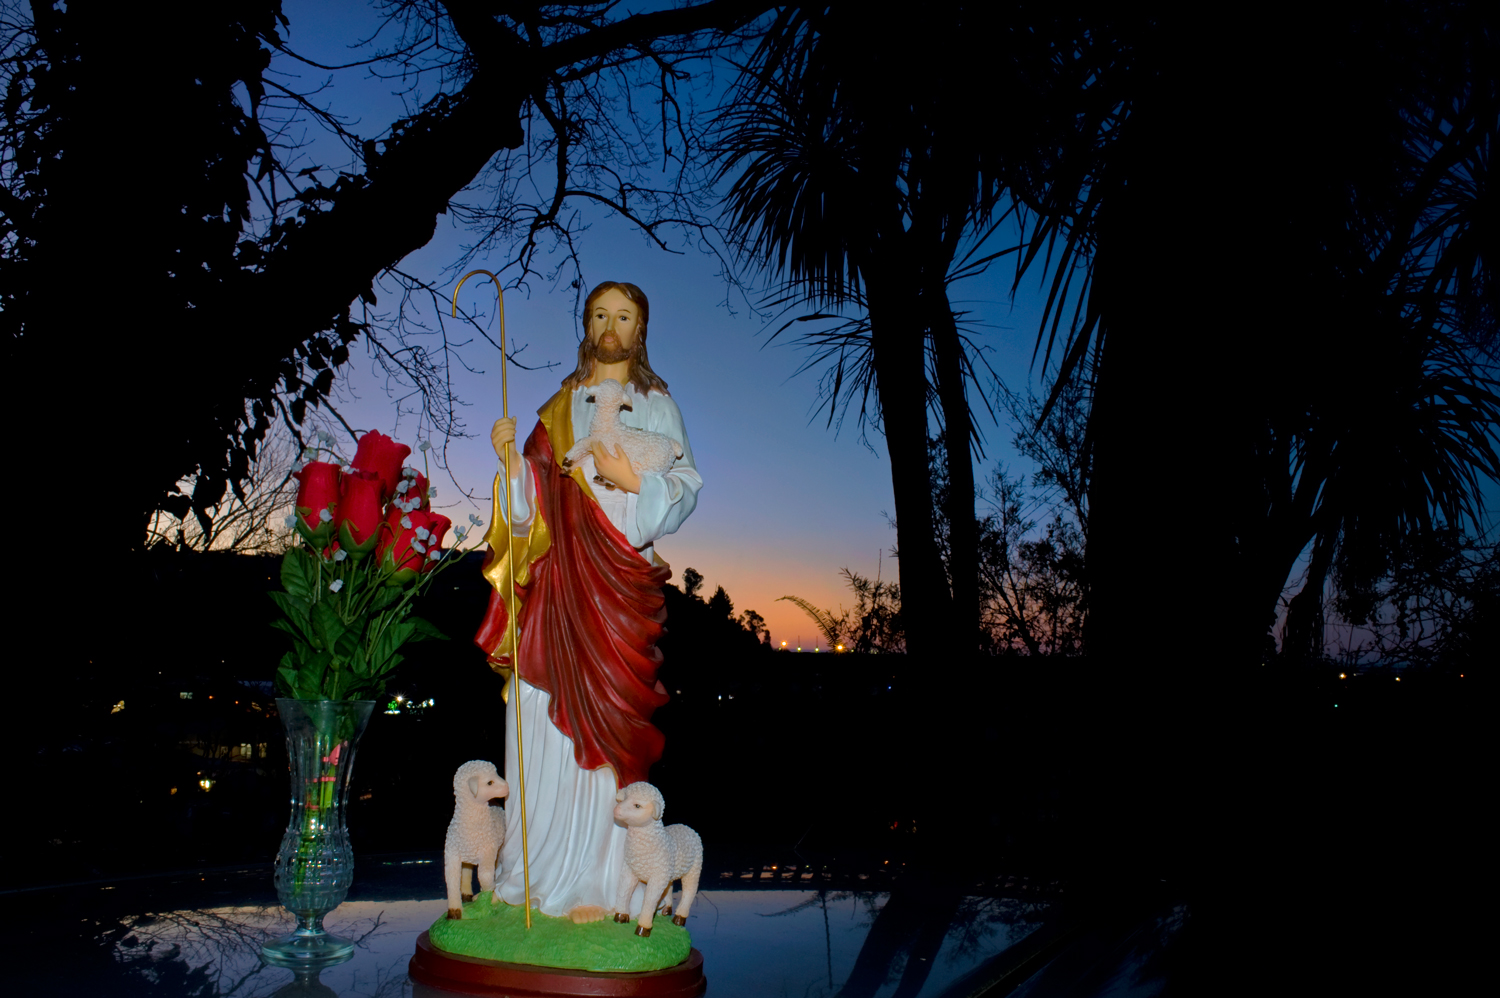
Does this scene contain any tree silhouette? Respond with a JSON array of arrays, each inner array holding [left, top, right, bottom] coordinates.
[[988, 7, 1500, 671], [715, 5, 1047, 661], [1, 0, 772, 554], [1, 1, 775, 679]]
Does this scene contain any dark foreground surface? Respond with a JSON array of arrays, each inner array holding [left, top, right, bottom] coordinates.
[[3, 547, 1483, 994], [0, 852, 1185, 998]]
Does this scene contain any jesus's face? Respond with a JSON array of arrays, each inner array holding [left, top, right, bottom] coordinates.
[[587, 288, 641, 363]]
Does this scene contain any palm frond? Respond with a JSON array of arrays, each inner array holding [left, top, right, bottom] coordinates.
[[776, 594, 841, 647]]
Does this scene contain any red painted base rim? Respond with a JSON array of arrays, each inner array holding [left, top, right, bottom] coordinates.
[[407, 930, 707, 998]]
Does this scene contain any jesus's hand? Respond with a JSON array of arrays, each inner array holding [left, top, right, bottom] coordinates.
[[591, 442, 642, 494], [491, 417, 520, 469]]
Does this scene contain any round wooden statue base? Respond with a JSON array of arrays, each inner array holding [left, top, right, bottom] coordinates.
[[408, 931, 707, 998]]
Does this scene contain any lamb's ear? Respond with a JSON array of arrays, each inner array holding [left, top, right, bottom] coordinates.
[[654, 798, 664, 821], [468, 775, 480, 799], [586, 395, 597, 404], [619, 402, 633, 412], [615, 789, 626, 803]]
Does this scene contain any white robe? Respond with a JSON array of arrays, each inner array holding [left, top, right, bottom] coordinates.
[[493, 384, 701, 916]]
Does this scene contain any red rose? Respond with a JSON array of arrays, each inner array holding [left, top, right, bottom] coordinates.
[[351, 431, 411, 500], [293, 461, 341, 542], [422, 514, 453, 571], [334, 469, 384, 555], [396, 470, 429, 512], [378, 509, 452, 578]]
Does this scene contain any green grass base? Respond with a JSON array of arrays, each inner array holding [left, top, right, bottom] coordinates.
[[428, 898, 691, 972]]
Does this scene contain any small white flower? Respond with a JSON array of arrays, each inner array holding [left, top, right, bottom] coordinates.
[[469, 514, 482, 526], [319, 508, 333, 523], [401, 515, 412, 529], [342, 464, 354, 474], [419, 441, 432, 452], [292, 460, 305, 473], [400, 467, 416, 481], [302, 447, 318, 461], [284, 515, 298, 529], [318, 430, 333, 444], [429, 549, 442, 561], [329, 579, 344, 593], [411, 539, 427, 554], [454, 527, 468, 540], [428, 487, 436, 498], [415, 526, 430, 541], [333, 549, 348, 562]]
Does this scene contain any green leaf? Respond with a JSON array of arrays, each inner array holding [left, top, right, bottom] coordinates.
[[275, 654, 299, 697], [280, 547, 317, 601], [280, 644, 329, 700], [369, 620, 416, 675], [378, 653, 404, 681], [348, 644, 370, 678], [269, 617, 305, 641], [268, 591, 312, 635], [409, 615, 450, 642], [309, 599, 346, 653], [368, 584, 403, 613], [333, 620, 362, 666]]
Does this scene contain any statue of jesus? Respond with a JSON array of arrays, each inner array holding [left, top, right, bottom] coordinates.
[[473, 281, 702, 924]]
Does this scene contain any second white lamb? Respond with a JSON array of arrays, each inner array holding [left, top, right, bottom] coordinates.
[[611, 781, 702, 937]]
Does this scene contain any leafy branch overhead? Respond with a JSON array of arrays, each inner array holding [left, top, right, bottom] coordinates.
[[1, 1, 774, 552]]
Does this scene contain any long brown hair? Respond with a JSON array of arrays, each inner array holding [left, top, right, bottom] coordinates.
[[560, 281, 670, 396]]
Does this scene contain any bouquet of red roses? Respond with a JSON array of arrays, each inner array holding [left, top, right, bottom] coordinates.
[[271, 429, 482, 701]]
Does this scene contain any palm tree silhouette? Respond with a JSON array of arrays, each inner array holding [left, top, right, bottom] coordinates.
[[714, 7, 1073, 660], [993, 9, 1499, 670]]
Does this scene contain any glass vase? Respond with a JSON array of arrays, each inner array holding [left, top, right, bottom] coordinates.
[[261, 698, 376, 968]]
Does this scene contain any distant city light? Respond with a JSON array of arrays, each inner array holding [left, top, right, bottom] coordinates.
[[1339, 673, 1347, 679], [199, 779, 214, 791], [110, 701, 125, 714]]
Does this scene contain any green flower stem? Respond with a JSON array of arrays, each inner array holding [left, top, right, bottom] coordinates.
[[290, 726, 344, 902]]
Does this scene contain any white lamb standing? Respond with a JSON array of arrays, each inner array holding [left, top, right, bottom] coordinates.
[[444, 760, 509, 920], [611, 781, 703, 937], [562, 378, 683, 480]]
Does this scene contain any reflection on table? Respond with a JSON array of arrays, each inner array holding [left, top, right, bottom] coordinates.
[[0, 854, 1186, 997]]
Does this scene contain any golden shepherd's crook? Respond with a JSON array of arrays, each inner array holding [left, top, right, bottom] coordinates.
[[452, 269, 532, 929]]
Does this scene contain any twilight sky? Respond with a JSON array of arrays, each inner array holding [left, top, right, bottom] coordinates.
[[272, 3, 1065, 647]]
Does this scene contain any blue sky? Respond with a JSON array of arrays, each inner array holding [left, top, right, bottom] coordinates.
[[264, 3, 1499, 652], [269, 2, 1063, 647]]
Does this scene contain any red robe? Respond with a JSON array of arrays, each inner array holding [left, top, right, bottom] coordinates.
[[474, 393, 672, 786]]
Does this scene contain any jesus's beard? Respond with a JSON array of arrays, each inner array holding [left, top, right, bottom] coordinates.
[[589, 335, 636, 366]]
